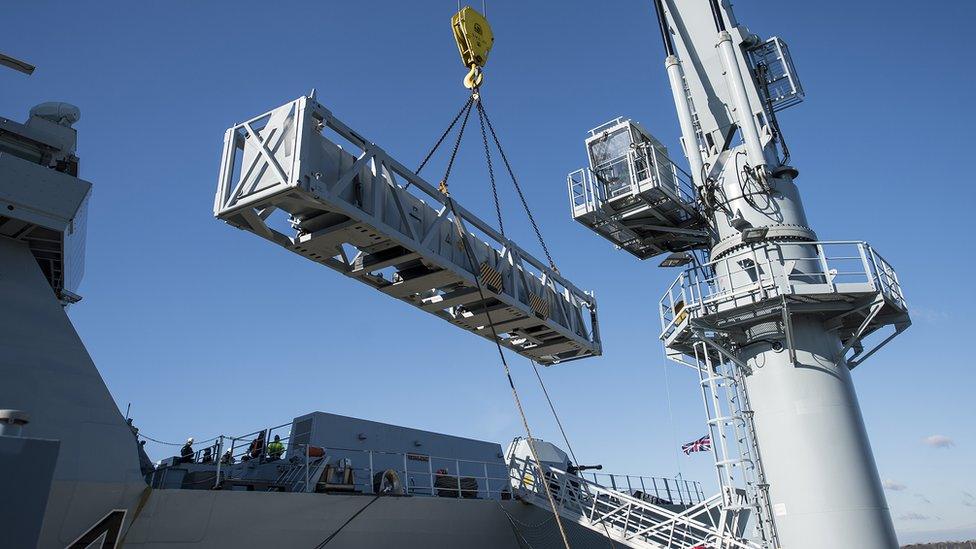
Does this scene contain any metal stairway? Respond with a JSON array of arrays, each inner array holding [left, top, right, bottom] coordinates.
[[270, 457, 327, 493], [509, 456, 759, 549]]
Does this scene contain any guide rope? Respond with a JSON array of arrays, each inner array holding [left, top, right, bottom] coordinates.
[[420, 87, 572, 549], [528, 358, 615, 548], [447, 195, 572, 549], [313, 495, 381, 547]]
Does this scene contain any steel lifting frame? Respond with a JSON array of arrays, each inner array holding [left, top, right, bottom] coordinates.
[[214, 95, 600, 364]]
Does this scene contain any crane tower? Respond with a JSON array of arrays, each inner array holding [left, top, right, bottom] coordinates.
[[567, 1, 910, 548]]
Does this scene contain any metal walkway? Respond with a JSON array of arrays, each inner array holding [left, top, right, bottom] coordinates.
[[509, 456, 759, 549], [214, 95, 600, 364], [659, 240, 909, 368]]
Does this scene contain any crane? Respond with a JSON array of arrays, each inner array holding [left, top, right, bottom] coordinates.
[[568, 1, 909, 548]]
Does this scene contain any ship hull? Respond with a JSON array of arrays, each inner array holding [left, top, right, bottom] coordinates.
[[118, 490, 617, 548]]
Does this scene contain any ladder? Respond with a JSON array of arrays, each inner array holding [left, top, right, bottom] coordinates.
[[509, 456, 759, 549], [271, 457, 326, 493], [687, 338, 777, 547]]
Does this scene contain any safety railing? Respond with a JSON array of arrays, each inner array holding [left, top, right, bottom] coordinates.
[[578, 472, 705, 507], [224, 422, 295, 464], [271, 445, 511, 499], [174, 421, 512, 499], [568, 167, 600, 217], [747, 36, 804, 112], [660, 241, 907, 340], [509, 456, 756, 549], [568, 148, 697, 221], [154, 422, 301, 490]]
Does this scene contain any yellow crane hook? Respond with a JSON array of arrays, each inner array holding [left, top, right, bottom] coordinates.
[[452, 6, 493, 90]]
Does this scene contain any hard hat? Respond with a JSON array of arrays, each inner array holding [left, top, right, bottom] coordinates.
[[187, 437, 194, 444]]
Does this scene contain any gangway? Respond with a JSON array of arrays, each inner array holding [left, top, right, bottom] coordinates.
[[214, 95, 600, 364], [508, 455, 759, 549]]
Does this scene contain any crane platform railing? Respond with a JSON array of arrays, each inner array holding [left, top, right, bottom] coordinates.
[[508, 455, 757, 549], [659, 241, 909, 366], [567, 137, 708, 260], [214, 95, 600, 364], [568, 148, 698, 222]]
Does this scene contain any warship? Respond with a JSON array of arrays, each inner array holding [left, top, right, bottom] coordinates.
[[0, 1, 909, 548]]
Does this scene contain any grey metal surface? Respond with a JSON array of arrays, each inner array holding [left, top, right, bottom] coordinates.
[[0, 435, 59, 548], [0, 236, 147, 547], [741, 317, 897, 547], [0, 96, 624, 549], [0, 107, 92, 303], [288, 411, 506, 464], [117, 489, 619, 548], [215, 96, 600, 364]]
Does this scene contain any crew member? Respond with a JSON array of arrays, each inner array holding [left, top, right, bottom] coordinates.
[[267, 435, 285, 461], [246, 431, 266, 461], [180, 437, 194, 464]]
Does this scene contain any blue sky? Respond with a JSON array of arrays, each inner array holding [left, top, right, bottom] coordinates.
[[4, 0, 974, 543]]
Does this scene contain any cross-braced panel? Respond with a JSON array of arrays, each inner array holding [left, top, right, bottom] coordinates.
[[214, 96, 600, 364]]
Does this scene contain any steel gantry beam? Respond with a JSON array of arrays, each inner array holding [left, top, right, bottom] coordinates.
[[214, 95, 600, 365]]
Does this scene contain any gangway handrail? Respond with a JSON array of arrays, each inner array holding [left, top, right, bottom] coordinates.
[[578, 471, 705, 506], [508, 455, 758, 549]]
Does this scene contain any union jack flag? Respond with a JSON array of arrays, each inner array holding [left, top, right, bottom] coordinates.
[[682, 435, 711, 455]]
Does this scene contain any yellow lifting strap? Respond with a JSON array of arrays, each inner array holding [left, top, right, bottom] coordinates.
[[451, 6, 493, 89]]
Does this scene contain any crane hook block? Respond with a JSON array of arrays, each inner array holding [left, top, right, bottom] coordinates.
[[452, 6, 493, 73]]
